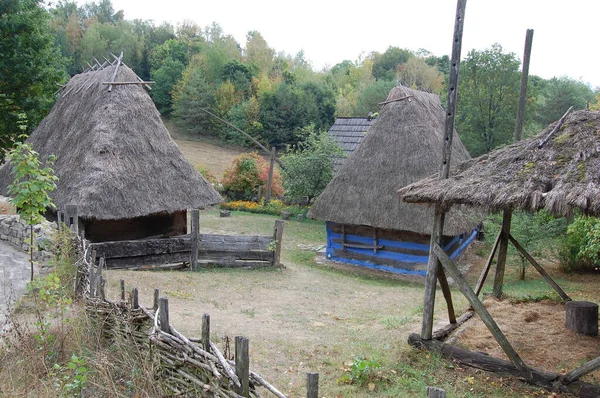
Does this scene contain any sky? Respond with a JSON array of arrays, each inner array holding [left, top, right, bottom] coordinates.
[[82, 0, 599, 89]]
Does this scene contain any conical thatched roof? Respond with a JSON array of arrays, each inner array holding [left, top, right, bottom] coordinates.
[[308, 85, 476, 235], [0, 63, 222, 220], [398, 109, 600, 217]]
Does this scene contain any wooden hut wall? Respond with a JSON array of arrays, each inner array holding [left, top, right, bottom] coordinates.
[[325, 223, 478, 275], [83, 210, 187, 242]]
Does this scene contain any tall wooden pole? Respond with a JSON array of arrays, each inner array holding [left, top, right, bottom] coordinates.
[[266, 147, 276, 201], [493, 29, 533, 298], [421, 0, 467, 340]]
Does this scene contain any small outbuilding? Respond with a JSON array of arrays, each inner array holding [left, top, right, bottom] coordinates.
[[0, 61, 222, 242], [326, 116, 375, 172], [309, 85, 479, 275]]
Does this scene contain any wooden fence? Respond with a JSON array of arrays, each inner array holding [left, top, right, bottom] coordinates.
[[75, 233, 320, 397]]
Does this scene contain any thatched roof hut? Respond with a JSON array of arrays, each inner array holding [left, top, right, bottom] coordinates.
[[308, 86, 478, 274], [327, 117, 374, 172], [0, 63, 222, 241], [398, 110, 600, 217]]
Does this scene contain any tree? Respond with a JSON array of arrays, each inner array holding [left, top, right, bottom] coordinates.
[[371, 46, 413, 81], [535, 77, 595, 126], [281, 127, 342, 205], [0, 0, 67, 158], [150, 57, 185, 114], [8, 129, 58, 281], [221, 152, 283, 200], [245, 30, 274, 74], [456, 44, 520, 156], [355, 79, 396, 116], [396, 56, 444, 95], [171, 58, 214, 135]]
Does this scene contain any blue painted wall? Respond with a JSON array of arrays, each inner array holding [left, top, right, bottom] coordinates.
[[325, 223, 478, 276]]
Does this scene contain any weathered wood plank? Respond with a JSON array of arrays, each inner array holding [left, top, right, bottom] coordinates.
[[235, 336, 250, 397], [273, 220, 284, 267], [432, 311, 473, 341], [104, 250, 273, 269], [190, 209, 200, 271], [432, 243, 533, 381], [307, 373, 319, 398], [563, 356, 600, 384]]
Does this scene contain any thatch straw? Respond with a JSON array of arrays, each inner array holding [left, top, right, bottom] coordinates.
[[309, 85, 477, 235], [398, 110, 600, 217], [0, 64, 222, 220]]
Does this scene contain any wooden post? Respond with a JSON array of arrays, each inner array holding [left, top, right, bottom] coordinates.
[[421, 0, 467, 340], [566, 301, 598, 336], [120, 279, 125, 301], [514, 29, 534, 142], [235, 336, 250, 397], [493, 210, 512, 298], [563, 356, 600, 384], [273, 220, 284, 267], [56, 211, 63, 230], [131, 288, 139, 309], [475, 230, 502, 296], [257, 185, 263, 201], [508, 234, 571, 301], [306, 373, 319, 398], [202, 314, 210, 352], [432, 243, 533, 381], [153, 289, 159, 311], [64, 204, 79, 235], [427, 386, 447, 398], [159, 297, 170, 333], [190, 209, 200, 271], [266, 147, 276, 201]]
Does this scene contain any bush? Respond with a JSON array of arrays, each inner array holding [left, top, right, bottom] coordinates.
[[221, 152, 283, 200], [559, 215, 600, 272], [195, 164, 218, 186]]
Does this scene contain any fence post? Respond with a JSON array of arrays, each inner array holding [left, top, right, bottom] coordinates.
[[153, 289, 159, 311], [427, 386, 446, 397], [64, 204, 79, 235], [202, 314, 210, 352], [235, 336, 250, 397], [159, 297, 170, 333], [120, 280, 125, 301], [307, 372, 319, 398], [272, 220, 284, 267], [190, 209, 200, 271], [131, 288, 139, 309]]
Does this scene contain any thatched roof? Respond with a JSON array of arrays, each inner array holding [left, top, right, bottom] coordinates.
[[309, 85, 477, 235], [398, 110, 600, 217], [0, 63, 222, 220], [327, 117, 374, 172]]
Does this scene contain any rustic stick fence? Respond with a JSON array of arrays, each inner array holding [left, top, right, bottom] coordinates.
[[71, 224, 315, 397]]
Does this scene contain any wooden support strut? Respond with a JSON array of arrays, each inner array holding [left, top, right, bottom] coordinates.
[[493, 210, 512, 298], [421, 0, 467, 340], [431, 243, 533, 381], [474, 229, 502, 297]]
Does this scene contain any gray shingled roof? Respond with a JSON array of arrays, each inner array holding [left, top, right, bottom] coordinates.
[[327, 117, 374, 172]]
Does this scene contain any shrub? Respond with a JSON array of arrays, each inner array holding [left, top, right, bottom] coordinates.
[[221, 152, 283, 200], [559, 215, 600, 272], [195, 164, 218, 186]]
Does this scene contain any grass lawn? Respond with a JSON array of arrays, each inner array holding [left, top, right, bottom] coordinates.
[[104, 209, 570, 397]]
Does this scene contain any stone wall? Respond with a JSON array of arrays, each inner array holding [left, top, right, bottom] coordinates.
[[0, 215, 55, 263]]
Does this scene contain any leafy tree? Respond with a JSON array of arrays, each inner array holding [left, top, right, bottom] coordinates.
[[456, 44, 520, 156], [592, 90, 600, 111], [281, 127, 342, 205], [221, 60, 255, 97], [225, 96, 263, 145], [0, 0, 67, 157], [371, 46, 413, 81], [355, 79, 396, 116], [560, 215, 600, 273], [245, 30, 274, 74], [396, 56, 444, 95], [221, 152, 283, 200], [8, 130, 58, 281], [150, 57, 185, 114], [535, 76, 595, 126], [171, 59, 214, 135]]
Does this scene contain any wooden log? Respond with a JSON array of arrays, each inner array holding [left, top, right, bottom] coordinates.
[[538, 106, 574, 149], [202, 314, 210, 352], [131, 288, 139, 309], [422, 207, 445, 339], [190, 209, 200, 271], [493, 210, 512, 298], [235, 336, 250, 397], [159, 297, 170, 333], [432, 243, 533, 381], [120, 279, 125, 301], [437, 267, 456, 325], [153, 289, 159, 311], [102, 81, 154, 85], [273, 220, 284, 267], [508, 234, 571, 302], [566, 301, 598, 336], [210, 341, 241, 388], [108, 51, 122, 92], [514, 29, 534, 142], [432, 310, 473, 341], [562, 356, 600, 384], [306, 372, 319, 398], [427, 386, 446, 398], [475, 230, 501, 296]]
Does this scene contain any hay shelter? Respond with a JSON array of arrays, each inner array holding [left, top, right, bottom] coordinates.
[[0, 61, 222, 242], [326, 116, 375, 172], [398, 109, 600, 217], [309, 85, 479, 275]]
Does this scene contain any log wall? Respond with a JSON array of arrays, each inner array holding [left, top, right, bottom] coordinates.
[[325, 223, 477, 276], [84, 210, 187, 242]]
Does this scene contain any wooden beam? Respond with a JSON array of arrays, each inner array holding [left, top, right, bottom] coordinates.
[[108, 51, 123, 92], [493, 210, 512, 298], [306, 373, 319, 398], [266, 147, 275, 201], [562, 356, 600, 384], [432, 243, 533, 381], [432, 310, 473, 341], [475, 230, 502, 297], [190, 209, 200, 271], [437, 267, 457, 324], [514, 29, 534, 142], [421, 0, 467, 340], [538, 106, 573, 149], [508, 234, 571, 301], [102, 81, 155, 85], [235, 336, 250, 397]]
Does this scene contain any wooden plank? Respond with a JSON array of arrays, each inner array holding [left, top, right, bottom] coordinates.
[[190, 209, 199, 271], [432, 311, 473, 341], [102, 81, 154, 85], [508, 234, 571, 301], [202, 314, 210, 352], [408, 333, 600, 397], [104, 251, 273, 269], [493, 210, 512, 298], [475, 230, 501, 297], [337, 241, 384, 250], [273, 220, 284, 266], [432, 243, 533, 381], [332, 248, 424, 271], [235, 336, 250, 397], [108, 51, 122, 92]]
